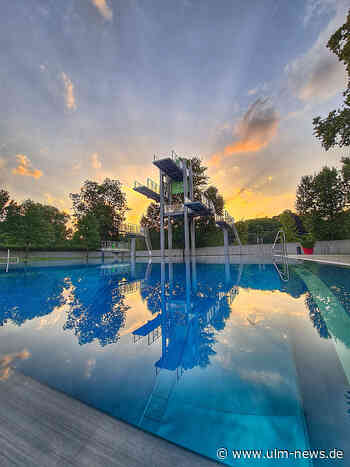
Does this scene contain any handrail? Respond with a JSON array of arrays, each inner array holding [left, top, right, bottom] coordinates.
[[272, 229, 289, 282], [119, 223, 145, 235], [272, 229, 287, 257], [134, 179, 159, 194], [0, 249, 19, 272], [164, 203, 185, 215], [101, 241, 129, 250]]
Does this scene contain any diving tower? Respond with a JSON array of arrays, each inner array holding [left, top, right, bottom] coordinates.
[[132, 151, 240, 257]]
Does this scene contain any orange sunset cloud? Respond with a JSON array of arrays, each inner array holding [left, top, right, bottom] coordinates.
[[209, 98, 279, 167], [12, 154, 43, 179]]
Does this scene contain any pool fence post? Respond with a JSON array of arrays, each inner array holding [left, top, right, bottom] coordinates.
[[189, 161, 196, 256], [183, 160, 190, 258], [159, 169, 165, 258], [223, 228, 229, 258], [130, 237, 136, 258], [167, 176, 173, 252]]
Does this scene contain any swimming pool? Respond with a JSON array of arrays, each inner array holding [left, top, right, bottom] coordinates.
[[0, 258, 349, 465]]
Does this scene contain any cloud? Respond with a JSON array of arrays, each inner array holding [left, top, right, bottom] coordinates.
[[12, 155, 43, 179], [248, 88, 258, 96], [61, 72, 77, 111], [91, 0, 113, 21], [0, 349, 30, 381], [209, 98, 279, 166], [91, 152, 102, 169], [303, 0, 337, 26], [0, 157, 6, 169], [286, 1, 348, 102]]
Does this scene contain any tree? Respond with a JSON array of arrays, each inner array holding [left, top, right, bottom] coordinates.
[[313, 10, 350, 150], [41, 205, 70, 245], [141, 202, 160, 231], [0, 190, 10, 220], [73, 214, 100, 258], [296, 166, 347, 240], [190, 157, 209, 197], [3, 200, 56, 258], [70, 179, 128, 241], [279, 210, 301, 242], [204, 186, 224, 215]]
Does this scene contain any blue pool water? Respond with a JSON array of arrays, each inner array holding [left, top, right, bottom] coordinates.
[[0, 258, 350, 465]]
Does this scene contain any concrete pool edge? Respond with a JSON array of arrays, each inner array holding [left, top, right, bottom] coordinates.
[[0, 370, 218, 467], [288, 255, 350, 268]]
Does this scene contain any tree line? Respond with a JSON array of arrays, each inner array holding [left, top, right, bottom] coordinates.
[[0, 178, 128, 257]]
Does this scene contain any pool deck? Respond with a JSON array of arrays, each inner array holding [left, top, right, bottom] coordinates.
[[0, 371, 217, 467], [288, 254, 350, 267]]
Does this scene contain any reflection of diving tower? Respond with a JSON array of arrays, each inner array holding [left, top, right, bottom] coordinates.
[[135, 258, 243, 431], [134, 151, 241, 257]]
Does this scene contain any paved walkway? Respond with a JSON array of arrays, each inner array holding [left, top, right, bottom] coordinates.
[[0, 371, 217, 467], [288, 255, 350, 267]]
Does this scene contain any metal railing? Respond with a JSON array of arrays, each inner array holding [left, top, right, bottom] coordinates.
[[272, 229, 287, 257], [101, 241, 129, 250], [185, 192, 215, 212], [154, 150, 182, 167], [0, 249, 19, 273], [134, 179, 159, 194], [164, 203, 185, 215], [119, 223, 145, 236], [215, 210, 234, 226], [272, 229, 289, 282]]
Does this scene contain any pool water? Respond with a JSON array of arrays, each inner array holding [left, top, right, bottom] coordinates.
[[1, 258, 350, 465]]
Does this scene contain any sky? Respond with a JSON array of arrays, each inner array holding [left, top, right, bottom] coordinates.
[[0, 0, 348, 223]]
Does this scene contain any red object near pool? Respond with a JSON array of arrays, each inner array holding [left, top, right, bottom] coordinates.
[[303, 247, 314, 255]]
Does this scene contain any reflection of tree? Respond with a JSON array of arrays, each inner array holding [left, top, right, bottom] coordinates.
[[305, 292, 330, 339], [210, 296, 232, 332], [0, 271, 67, 327], [63, 278, 129, 346]]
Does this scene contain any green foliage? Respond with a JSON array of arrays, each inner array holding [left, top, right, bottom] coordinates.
[[0, 189, 10, 220], [296, 166, 348, 240], [313, 10, 350, 150], [299, 233, 315, 249], [70, 178, 128, 241], [73, 214, 100, 254], [1, 200, 58, 257], [245, 217, 282, 244], [279, 210, 300, 242], [204, 186, 224, 215]]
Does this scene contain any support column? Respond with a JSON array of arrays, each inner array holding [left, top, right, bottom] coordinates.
[[183, 161, 190, 257], [159, 170, 165, 258], [167, 176, 173, 251], [190, 217, 196, 256], [130, 237, 136, 258], [223, 228, 229, 258], [189, 161, 195, 257]]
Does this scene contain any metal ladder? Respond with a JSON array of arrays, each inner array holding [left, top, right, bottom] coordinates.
[[0, 249, 19, 273], [272, 230, 289, 282]]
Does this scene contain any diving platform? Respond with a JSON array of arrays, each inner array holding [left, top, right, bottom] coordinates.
[[133, 180, 161, 203], [215, 212, 235, 230], [153, 157, 183, 181], [119, 223, 146, 238], [164, 203, 193, 218], [184, 194, 214, 216]]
